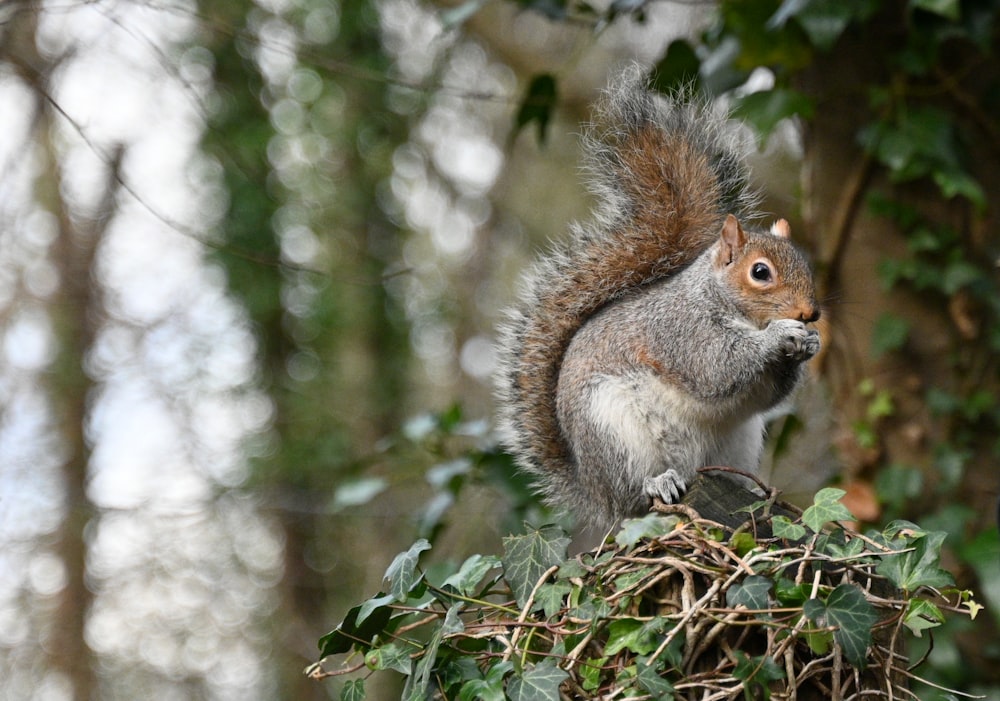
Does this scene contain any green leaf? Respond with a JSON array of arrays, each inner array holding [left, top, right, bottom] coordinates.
[[933, 168, 986, 209], [733, 652, 785, 698], [820, 533, 868, 560], [866, 389, 895, 422], [502, 525, 570, 608], [332, 477, 388, 511], [956, 528, 1000, 618], [871, 313, 909, 357], [460, 662, 514, 701], [507, 659, 569, 701], [794, 0, 864, 50], [874, 464, 924, 513], [442, 603, 465, 635], [578, 656, 604, 692], [651, 39, 702, 93], [803, 584, 878, 668], [774, 578, 811, 607], [636, 656, 675, 696], [515, 74, 558, 143], [909, 0, 960, 20], [942, 259, 984, 294], [402, 618, 446, 701], [876, 529, 954, 591], [771, 515, 807, 541], [729, 531, 757, 557], [615, 513, 678, 547], [535, 581, 573, 619], [604, 618, 667, 656], [441, 554, 502, 596], [903, 598, 946, 636], [734, 88, 814, 140], [340, 678, 365, 701], [385, 539, 432, 602], [318, 595, 395, 657], [801, 488, 854, 532], [366, 641, 415, 675], [726, 575, 773, 612]]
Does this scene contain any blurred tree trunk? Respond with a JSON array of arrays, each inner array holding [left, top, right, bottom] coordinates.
[[42, 130, 119, 701], [3, 5, 121, 697]]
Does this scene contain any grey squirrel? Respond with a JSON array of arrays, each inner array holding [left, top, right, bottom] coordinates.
[[495, 65, 821, 529]]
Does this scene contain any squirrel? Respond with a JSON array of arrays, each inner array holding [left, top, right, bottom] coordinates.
[[495, 65, 821, 529]]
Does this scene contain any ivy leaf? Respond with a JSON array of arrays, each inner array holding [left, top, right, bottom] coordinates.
[[774, 578, 811, 607], [875, 464, 924, 513], [802, 488, 854, 532], [726, 575, 773, 612], [615, 513, 678, 547], [385, 539, 432, 602], [502, 525, 570, 608], [578, 656, 604, 692], [821, 533, 868, 560], [871, 313, 909, 357], [942, 259, 984, 294], [340, 679, 365, 701], [729, 531, 757, 557], [441, 554, 502, 596], [604, 618, 667, 656], [402, 612, 449, 701], [771, 515, 807, 541], [507, 659, 569, 701], [651, 39, 702, 93], [933, 168, 986, 210], [733, 652, 785, 698], [903, 598, 946, 636], [636, 656, 675, 696], [803, 584, 878, 668], [332, 477, 388, 511], [734, 88, 814, 141], [366, 641, 415, 675], [535, 581, 573, 619], [876, 529, 954, 592], [318, 594, 394, 657], [793, 0, 879, 50], [515, 74, 558, 143], [909, 0, 960, 20], [460, 661, 514, 701], [956, 529, 1000, 618], [442, 603, 466, 635]]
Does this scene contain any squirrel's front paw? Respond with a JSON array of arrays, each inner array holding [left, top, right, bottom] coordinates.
[[773, 319, 820, 361], [643, 469, 688, 505]]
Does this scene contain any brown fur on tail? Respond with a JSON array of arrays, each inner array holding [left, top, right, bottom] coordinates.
[[495, 65, 760, 506]]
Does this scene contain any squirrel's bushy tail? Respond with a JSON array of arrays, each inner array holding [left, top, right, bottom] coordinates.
[[495, 64, 760, 506]]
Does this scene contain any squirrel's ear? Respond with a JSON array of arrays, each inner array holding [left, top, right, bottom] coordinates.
[[771, 219, 792, 238], [717, 214, 745, 266]]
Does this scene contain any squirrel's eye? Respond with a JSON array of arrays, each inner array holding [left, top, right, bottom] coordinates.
[[750, 262, 772, 282]]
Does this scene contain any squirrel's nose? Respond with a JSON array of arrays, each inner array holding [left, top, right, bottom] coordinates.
[[797, 305, 820, 323]]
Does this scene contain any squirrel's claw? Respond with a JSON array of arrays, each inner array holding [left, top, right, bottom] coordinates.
[[643, 469, 688, 505]]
